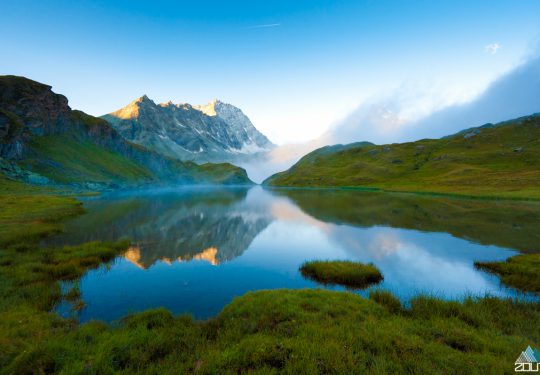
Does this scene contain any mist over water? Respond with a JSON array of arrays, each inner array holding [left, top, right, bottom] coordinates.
[[49, 186, 540, 322], [240, 138, 329, 183]]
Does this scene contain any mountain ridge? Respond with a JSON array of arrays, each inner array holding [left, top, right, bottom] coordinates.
[[102, 95, 274, 163]]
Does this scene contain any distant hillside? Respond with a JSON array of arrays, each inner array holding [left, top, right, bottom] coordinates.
[[0, 76, 253, 188], [264, 114, 540, 199], [102, 96, 274, 163]]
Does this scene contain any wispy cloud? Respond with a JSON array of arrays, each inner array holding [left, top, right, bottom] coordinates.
[[245, 23, 281, 30], [485, 43, 501, 55]]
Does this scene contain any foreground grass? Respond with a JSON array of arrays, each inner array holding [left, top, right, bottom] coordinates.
[[0, 177, 130, 370], [300, 260, 383, 288], [475, 254, 540, 293], [5, 289, 540, 374], [1, 177, 539, 373]]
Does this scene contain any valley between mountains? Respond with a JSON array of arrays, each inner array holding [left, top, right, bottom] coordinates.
[[2, 75, 539, 199]]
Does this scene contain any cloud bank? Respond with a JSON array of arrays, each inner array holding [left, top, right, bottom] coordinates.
[[326, 53, 540, 145]]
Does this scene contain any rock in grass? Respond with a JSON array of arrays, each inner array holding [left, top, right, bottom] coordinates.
[[300, 260, 383, 288]]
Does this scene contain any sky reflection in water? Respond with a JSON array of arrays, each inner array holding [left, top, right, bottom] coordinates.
[[50, 186, 540, 322]]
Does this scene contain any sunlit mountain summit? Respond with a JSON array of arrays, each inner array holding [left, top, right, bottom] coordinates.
[[102, 96, 274, 164]]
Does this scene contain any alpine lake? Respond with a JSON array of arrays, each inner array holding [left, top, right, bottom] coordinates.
[[45, 186, 540, 322]]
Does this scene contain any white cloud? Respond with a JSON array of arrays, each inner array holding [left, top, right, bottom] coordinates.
[[485, 43, 501, 55], [326, 53, 540, 145]]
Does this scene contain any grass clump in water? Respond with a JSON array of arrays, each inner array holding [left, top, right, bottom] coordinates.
[[300, 260, 383, 288], [475, 253, 540, 293]]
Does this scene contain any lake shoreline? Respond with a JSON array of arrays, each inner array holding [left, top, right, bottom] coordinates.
[[264, 184, 540, 202]]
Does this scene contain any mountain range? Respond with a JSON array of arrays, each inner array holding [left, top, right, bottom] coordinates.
[[102, 96, 274, 163], [3, 74, 540, 199], [0, 76, 253, 188]]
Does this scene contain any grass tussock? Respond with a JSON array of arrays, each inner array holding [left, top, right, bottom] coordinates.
[[369, 289, 402, 314], [300, 260, 383, 288], [475, 253, 540, 293]]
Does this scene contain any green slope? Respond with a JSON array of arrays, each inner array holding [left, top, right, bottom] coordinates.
[[16, 135, 253, 186], [21, 135, 153, 184], [194, 162, 254, 185], [264, 114, 540, 199]]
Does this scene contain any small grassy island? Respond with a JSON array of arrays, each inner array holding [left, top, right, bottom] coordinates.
[[475, 253, 540, 293], [300, 260, 383, 288]]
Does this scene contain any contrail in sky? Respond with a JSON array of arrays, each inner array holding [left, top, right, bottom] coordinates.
[[245, 23, 281, 29]]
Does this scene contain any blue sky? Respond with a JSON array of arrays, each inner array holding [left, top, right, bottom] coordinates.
[[2, 0, 540, 143]]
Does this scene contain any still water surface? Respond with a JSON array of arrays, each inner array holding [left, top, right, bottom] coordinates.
[[47, 186, 540, 322]]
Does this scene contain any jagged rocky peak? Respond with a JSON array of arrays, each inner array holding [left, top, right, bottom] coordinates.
[[135, 94, 155, 104], [110, 94, 157, 120], [193, 98, 221, 116], [160, 100, 175, 108], [102, 95, 275, 163]]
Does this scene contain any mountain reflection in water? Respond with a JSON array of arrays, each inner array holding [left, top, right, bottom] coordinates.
[[48, 187, 272, 268], [50, 186, 540, 322]]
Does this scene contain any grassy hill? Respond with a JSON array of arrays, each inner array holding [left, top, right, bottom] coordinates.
[[18, 134, 252, 187], [264, 114, 540, 199]]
